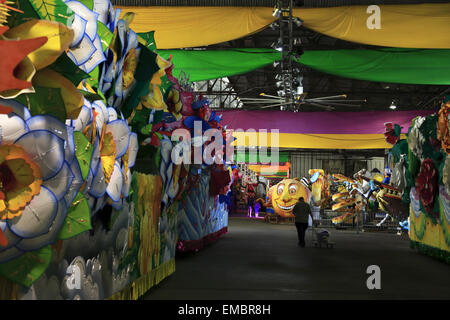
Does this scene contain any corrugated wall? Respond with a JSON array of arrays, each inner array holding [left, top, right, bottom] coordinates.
[[290, 151, 385, 179], [112, 0, 449, 7], [112, 0, 276, 6]]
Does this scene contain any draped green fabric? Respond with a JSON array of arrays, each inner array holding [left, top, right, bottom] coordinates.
[[298, 49, 450, 85], [158, 49, 282, 82], [161, 48, 450, 85]]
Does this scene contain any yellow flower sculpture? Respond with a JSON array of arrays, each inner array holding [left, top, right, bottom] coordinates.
[[0, 144, 42, 220], [99, 126, 117, 185], [140, 83, 167, 111], [437, 101, 449, 154], [166, 87, 183, 120], [122, 48, 137, 91]]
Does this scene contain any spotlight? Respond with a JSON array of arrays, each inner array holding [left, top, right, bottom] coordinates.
[[293, 17, 303, 27], [276, 81, 283, 88], [273, 61, 280, 68], [273, 7, 281, 18], [277, 90, 285, 97], [296, 86, 303, 95], [271, 39, 283, 52], [389, 101, 397, 110]]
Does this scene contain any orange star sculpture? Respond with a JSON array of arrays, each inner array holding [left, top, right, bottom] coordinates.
[[0, 26, 47, 93]]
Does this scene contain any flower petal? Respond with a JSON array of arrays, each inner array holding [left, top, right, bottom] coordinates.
[[105, 120, 130, 158], [15, 199, 67, 252], [127, 132, 138, 168], [26, 115, 75, 165], [65, 158, 84, 206], [90, 137, 101, 177], [88, 162, 107, 198], [0, 98, 31, 120], [106, 161, 122, 202], [73, 105, 92, 132], [67, 36, 96, 66], [80, 36, 106, 73], [0, 113, 29, 143], [43, 161, 74, 201], [107, 107, 118, 121], [93, 0, 111, 25], [92, 100, 108, 124], [65, 1, 99, 41], [14, 130, 65, 181], [92, 103, 106, 134], [68, 13, 88, 47], [8, 186, 58, 239]]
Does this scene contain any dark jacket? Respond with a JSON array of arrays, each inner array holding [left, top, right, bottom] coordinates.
[[293, 201, 312, 224]]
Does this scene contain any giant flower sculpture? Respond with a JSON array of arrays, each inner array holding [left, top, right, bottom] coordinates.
[[408, 116, 426, 160], [70, 98, 137, 212], [64, 0, 106, 73], [98, 16, 139, 110], [0, 104, 80, 263], [415, 158, 439, 219]]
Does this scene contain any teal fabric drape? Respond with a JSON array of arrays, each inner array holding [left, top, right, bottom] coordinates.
[[158, 49, 282, 82], [298, 49, 450, 85]]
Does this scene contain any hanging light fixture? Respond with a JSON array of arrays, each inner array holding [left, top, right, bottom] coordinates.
[[389, 100, 397, 110], [273, 7, 281, 18]]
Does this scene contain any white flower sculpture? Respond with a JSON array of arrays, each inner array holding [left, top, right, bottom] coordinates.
[[64, 0, 106, 73], [408, 116, 426, 160], [69, 98, 138, 212], [0, 99, 81, 263]]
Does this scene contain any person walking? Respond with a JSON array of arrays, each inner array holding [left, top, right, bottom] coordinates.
[[293, 197, 314, 248]]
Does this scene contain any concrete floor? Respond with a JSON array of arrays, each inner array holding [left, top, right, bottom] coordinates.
[[144, 218, 450, 300]]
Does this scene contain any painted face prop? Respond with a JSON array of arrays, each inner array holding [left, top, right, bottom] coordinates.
[[270, 178, 311, 217]]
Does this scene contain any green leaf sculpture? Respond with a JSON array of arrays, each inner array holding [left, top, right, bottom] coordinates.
[[0, 246, 52, 287], [16, 86, 67, 122], [97, 21, 114, 52], [49, 53, 90, 87], [137, 31, 157, 51], [73, 131, 93, 180], [29, 0, 74, 25], [57, 192, 92, 240]]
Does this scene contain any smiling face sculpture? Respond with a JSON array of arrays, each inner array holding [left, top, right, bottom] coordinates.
[[270, 178, 312, 217]]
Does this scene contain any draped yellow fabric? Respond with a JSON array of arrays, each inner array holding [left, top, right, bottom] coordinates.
[[293, 3, 450, 49], [118, 6, 275, 49], [118, 4, 450, 49], [231, 131, 407, 149]]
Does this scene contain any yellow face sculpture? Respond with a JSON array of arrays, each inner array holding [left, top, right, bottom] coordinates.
[[271, 178, 311, 217]]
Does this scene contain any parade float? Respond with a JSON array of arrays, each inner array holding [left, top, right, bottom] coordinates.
[[388, 99, 449, 263], [0, 0, 231, 299]]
